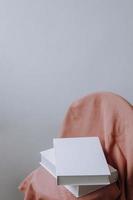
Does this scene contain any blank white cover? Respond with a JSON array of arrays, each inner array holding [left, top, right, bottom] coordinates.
[[41, 148, 55, 165], [53, 137, 110, 176], [40, 148, 118, 197]]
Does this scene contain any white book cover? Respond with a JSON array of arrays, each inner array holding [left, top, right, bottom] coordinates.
[[40, 148, 118, 198], [53, 137, 111, 185]]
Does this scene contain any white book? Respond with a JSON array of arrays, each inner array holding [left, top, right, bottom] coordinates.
[[40, 148, 118, 198], [53, 137, 111, 185]]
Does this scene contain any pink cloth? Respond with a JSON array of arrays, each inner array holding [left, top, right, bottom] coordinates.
[[19, 92, 133, 200]]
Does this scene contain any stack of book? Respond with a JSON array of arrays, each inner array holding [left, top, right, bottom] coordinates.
[[40, 137, 118, 198]]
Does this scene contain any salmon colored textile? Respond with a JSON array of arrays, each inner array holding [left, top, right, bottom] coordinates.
[[19, 92, 133, 200]]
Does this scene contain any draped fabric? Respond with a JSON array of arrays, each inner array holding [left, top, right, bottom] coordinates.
[[19, 92, 133, 200]]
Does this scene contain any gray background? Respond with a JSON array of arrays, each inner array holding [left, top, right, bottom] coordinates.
[[0, 0, 133, 199]]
